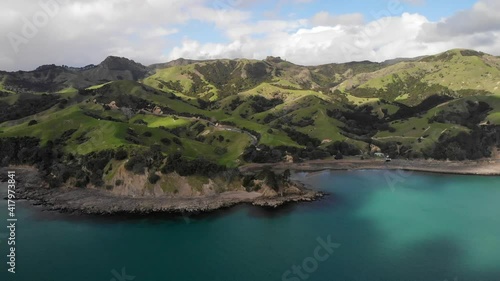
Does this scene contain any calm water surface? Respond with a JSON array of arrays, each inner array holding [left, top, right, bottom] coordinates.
[[1, 170, 499, 281]]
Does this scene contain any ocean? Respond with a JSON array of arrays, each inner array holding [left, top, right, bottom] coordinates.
[[1, 170, 499, 281]]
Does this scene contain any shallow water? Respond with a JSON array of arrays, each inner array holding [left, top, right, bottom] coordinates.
[[1, 170, 499, 281]]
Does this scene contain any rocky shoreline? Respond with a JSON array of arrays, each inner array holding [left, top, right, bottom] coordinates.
[[0, 167, 323, 216], [2, 159, 498, 216]]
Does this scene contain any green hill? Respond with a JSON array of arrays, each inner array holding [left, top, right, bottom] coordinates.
[[1, 49, 499, 181]]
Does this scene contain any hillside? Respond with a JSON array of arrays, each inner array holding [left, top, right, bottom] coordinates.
[[0, 49, 499, 196]]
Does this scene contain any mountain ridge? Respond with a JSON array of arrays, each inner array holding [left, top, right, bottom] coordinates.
[[3, 48, 497, 75]]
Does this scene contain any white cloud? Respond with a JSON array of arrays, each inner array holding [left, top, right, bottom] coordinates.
[[413, 0, 500, 56], [142, 27, 179, 39], [419, 0, 500, 41], [167, 1, 500, 65], [311, 11, 365, 26], [167, 13, 447, 65], [0, 0, 499, 71], [0, 0, 248, 70], [224, 19, 308, 40]]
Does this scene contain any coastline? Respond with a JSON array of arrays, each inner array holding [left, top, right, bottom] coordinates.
[[239, 159, 500, 176], [0, 167, 322, 215], [2, 159, 498, 216]]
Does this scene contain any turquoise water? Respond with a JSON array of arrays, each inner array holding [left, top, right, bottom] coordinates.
[[1, 171, 500, 281]]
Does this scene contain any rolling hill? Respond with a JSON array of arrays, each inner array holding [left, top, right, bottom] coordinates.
[[1, 49, 499, 192]]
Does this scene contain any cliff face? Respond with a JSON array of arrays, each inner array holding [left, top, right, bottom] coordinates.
[[103, 163, 304, 199], [94, 160, 243, 198], [106, 163, 229, 198]]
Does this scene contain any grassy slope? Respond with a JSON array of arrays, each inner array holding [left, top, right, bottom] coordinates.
[[142, 60, 262, 101], [484, 94, 500, 125], [0, 93, 19, 105], [106, 80, 229, 121], [343, 50, 500, 99], [238, 82, 331, 102], [0, 79, 16, 95], [86, 82, 113, 90], [1, 49, 499, 166], [56, 87, 78, 98], [0, 102, 250, 165], [129, 115, 192, 128], [222, 114, 299, 147], [0, 78, 18, 105], [372, 94, 500, 150], [143, 65, 196, 93]]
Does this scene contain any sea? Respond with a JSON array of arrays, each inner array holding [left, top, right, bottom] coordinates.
[[1, 170, 499, 281]]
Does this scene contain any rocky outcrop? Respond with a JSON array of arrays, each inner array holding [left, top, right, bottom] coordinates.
[[253, 190, 320, 208]]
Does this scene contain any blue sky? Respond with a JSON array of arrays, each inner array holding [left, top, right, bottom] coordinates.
[[246, 0, 476, 21], [1, 0, 499, 70], [177, 0, 479, 45]]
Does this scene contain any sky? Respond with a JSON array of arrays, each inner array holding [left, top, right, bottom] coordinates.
[[1, 0, 499, 71]]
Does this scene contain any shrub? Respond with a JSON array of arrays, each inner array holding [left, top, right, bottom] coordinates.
[[115, 149, 128, 160], [249, 96, 283, 113], [161, 152, 226, 177], [133, 119, 148, 125], [125, 156, 147, 174], [214, 147, 228, 155], [28, 120, 38, 126], [148, 174, 161, 184], [161, 138, 172, 145], [326, 141, 360, 156], [283, 128, 321, 147], [242, 175, 255, 189], [172, 137, 182, 146]]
